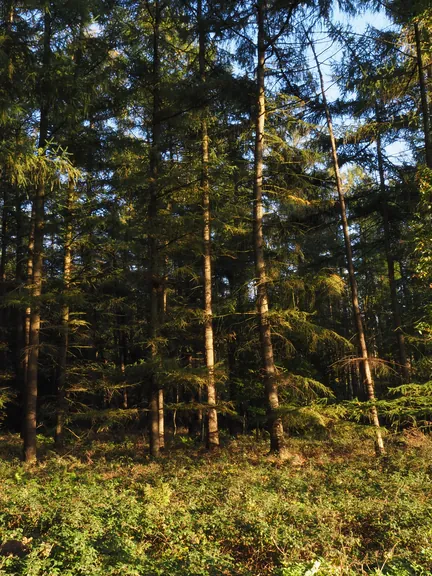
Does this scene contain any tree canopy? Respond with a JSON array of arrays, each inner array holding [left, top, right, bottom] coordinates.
[[0, 0, 431, 460]]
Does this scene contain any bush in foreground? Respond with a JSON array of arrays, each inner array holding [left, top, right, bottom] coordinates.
[[0, 431, 431, 575]]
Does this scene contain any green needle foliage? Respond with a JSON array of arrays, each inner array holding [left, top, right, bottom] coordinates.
[[0, 0, 430, 458]]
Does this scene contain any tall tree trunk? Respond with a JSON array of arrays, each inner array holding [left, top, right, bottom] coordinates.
[[53, 13, 86, 448], [414, 22, 432, 169], [310, 38, 385, 454], [0, 178, 8, 369], [0, 182, 7, 285], [14, 189, 26, 390], [0, 4, 14, 342], [198, 0, 219, 449], [55, 180, 74, 449], [23, 204, 35, 386], [23, 7, 51, 463], [375, 105, 410, 382], [148, 0, 162, 457], [254, 0, 284, 454]]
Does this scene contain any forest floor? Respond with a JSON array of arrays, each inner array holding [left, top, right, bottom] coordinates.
[[0, 427, 431, 576]]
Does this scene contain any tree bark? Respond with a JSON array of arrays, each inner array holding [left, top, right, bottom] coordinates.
[[158, 387, 165, 449], [14, 189, 26, 391], [0, 182, 7, 285], [375, 106, 410, 382], [414, 22, 432, 169], [55, 179, 74, 449], [310, 37, 385, 454], [198, 0, 219, 449], [254, 0, 284, 453], [0, 4, 14, 343], [23, 204, 35, 386], [0, 178, 8, 371], [23, 7, 51, 463], [148, 0, 162, 457], [54, 13, 86, 448]]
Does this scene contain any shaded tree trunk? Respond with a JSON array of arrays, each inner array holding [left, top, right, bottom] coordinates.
[[23, 7, 51, 463], [148, 0, 162, 457], [0, 178, 8, 369], [23, 204, 35, 387], [310, 37, 384, 454], [14, 189, 26, 391], [414, 22, 432, 169], [0, 4, 14, 349], [0, 181, 7, 286], [55, 179, 74, 449], [254, 0, 284, 453]]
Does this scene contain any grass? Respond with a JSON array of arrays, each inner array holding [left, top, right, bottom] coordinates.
[[0, 427, 431, 575]]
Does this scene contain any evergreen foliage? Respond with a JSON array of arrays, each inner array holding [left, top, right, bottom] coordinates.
[[0, 0, 431, 457]]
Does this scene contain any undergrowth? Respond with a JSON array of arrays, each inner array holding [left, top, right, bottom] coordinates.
[[0, 428, 431, 575]]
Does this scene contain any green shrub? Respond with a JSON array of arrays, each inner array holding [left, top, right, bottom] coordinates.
[[0, 433, 431, 575]]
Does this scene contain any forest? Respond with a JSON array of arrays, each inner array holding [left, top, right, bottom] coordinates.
[[0, 0, 432, 574]]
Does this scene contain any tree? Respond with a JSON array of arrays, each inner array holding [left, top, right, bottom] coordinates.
[[24, 5, 52, 463], [198, 0, 219, 449], [252, 0, 285, 453], [308, 29, 385, 454]]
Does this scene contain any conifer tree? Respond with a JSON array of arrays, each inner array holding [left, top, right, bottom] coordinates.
[[309, 30, 385, 454]]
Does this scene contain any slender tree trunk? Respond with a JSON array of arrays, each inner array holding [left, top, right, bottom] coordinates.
[[118, 325, 128, 409], [14, 190, 26, 389], [55, 180, 74, 448], [0, 0, 15, 369], [414, 22, 432, 169], [54, 15, 87, 445], [24, 195, 43, 462], [23, 204, 35, 385], [0, 181, 7, 285], [254, 0, 284, 453], [375, 107, 410, 382], [0, 177, 8, 370], [148, 0, 162, 457], [158, 388, 165, 449], [198, 0, 219, 449], [0, 0, 14, 318], [23, 7, 51, 463], [310, 38, 384, 454], [427, 63, 432, 125]]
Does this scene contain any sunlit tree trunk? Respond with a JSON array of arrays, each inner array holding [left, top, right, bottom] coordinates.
[[158, 388, 165, 449], [198, 0, 219, 449], [311, 38, 385, 454], [254, 0, 284, 453], [157, 246, 169, 450]]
